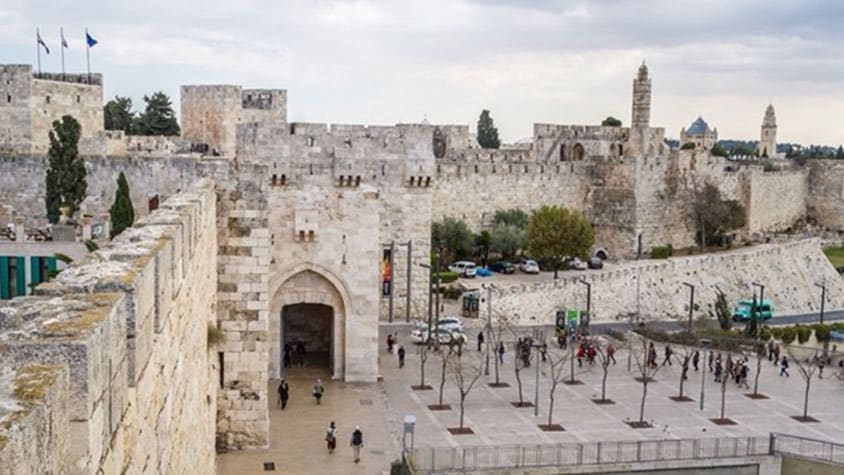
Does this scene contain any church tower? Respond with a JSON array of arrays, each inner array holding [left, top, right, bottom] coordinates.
[[757, 104, 777, 158], [631, 61, 651, 129]]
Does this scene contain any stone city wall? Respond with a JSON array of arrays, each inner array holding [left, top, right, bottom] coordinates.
[[746, 169, 807, 234], [0, 180, 218, 474], [491, 239, 844, 326], [807, 160, 844, 231]]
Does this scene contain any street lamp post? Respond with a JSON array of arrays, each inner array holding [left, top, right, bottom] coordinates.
[[699, 338, 711, 411], [682, 282, 695, 332], [532, 329, 545, 417], [752, 282, 765, 336], [482, 283, 495, 376], [815, 282, 826, 324]]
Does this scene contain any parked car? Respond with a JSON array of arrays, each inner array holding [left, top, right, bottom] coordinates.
[[410, 327, 467, 345], [568, 257, 587, 270], [587, 257, 603, 269], [519, 259, 540, 274], [435, 316, 464, 332], [448, 260, 477, 278], [488, 261, 516, 274]]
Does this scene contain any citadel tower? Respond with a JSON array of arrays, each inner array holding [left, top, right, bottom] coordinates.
[[757, 103, 777, 158], [631, 61, 651, 129]]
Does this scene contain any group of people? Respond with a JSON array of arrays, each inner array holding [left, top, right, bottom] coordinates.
[[276, 378, 325, 409], [712, 353, 752, 388], [386, 333, 406, 368], [283, 340, 308, 369]]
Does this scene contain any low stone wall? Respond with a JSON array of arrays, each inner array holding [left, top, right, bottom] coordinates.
[[493, 239, 844, 325], [0, 179, 218, 474]]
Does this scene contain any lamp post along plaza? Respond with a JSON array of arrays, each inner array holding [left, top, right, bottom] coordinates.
[[483, 284, 495, 377], [682, 282, 695, 332], [816, 282, 826, 325], [699, 338, 711, 411]]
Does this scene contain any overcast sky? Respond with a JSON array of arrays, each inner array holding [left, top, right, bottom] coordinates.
[[2, 0, 843, 145]]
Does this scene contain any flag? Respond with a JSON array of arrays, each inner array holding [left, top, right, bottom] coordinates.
[[86, 31, 97, 47], [37, 29, 50, 54], [61, 29, 68, 48]]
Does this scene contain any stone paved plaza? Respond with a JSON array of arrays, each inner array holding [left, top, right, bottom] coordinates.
[[217, 322, 844, 473]]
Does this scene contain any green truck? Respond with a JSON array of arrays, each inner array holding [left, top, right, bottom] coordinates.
[[732, 299, 774, 322]]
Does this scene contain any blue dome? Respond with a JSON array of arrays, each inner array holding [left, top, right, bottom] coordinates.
[[686, 117, 711, 135]]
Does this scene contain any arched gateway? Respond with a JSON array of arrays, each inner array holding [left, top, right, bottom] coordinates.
[[269, 265, 351, 380]]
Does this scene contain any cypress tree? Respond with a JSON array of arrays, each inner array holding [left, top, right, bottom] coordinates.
[[45, 115, 87, 223], [109, 172, 135, 238], [477, 109, 501, 149]]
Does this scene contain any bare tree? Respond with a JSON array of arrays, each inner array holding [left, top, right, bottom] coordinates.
[[670, 346, 694, 402], [487, 312, 511, 387], [507, 325, 533, 407], [786, 345, 824, 422], [566, 335, 583, 385], [411, 300, 433, 390], [711, 352, 735, 425], [747, 341, 768, 399], [448, 354, 484, 433], [430, 335, 461, 410], [590, 337, 617, 404], [540, 344, 570, 430], [629, 335, 662, 428]]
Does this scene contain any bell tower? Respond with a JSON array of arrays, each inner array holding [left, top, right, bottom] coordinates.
[[631, 61, 651, 129], [757, 104, 777, 158]]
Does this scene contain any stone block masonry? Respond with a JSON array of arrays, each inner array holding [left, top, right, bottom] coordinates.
[[493, 239, 844, 326], [0, 179, 218, 474]]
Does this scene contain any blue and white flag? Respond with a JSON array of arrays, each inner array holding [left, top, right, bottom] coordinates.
[[61, 29, 68, 48], [86, 31, 97, 48], [37, 29, 50, 54]]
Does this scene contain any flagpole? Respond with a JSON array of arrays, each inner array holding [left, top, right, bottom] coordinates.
[[85, 27, 91, 83], [36, 28, 41, 76], [60, 27, 65, 79]]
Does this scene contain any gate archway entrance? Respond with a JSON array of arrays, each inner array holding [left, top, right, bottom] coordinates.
[[269, 267, 349, 380], [282, 303, 333, 370]]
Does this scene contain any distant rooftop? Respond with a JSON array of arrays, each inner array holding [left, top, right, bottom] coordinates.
[[686, 117, 712, 135]]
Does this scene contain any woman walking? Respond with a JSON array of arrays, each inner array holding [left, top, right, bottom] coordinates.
[[325, 421, 337, 454]]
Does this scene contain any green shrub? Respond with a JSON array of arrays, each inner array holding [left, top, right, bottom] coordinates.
[[650, 245, 673, 259], [770, 327, 783, 339], [780, 327, 796, 344], [759, 326, 772, 341], [812, 324, 830, 342], [681, 142, 696, 150], [830, 322, 844, 332], [796, 325, 812, 344], [433, 271, 459, 284]]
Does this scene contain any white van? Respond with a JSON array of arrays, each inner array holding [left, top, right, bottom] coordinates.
[[448, 261, 477, 278]]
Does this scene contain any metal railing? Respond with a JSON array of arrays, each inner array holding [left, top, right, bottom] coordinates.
[[772, 432, 844, 466], [411, 436, 770, 473]]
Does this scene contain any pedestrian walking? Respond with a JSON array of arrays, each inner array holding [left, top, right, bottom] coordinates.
[[313, 378, 325, 404], [477, 331, 484, 352], [739, 363, 750, 389], [325, 422, 337, 454], [773, 344, 781, 365], [708, 351, 714, 372], [767, 340, 775, 361], [607, 343, 617, 364], [498, 341, 505, 364], [397, 345, 406, 368], [283, 343, 292, 369], [714, 359, 723, 383], [780, 356, 789, 377], [296, 340, 307, 368], [386, 333, 395, 353], [350, 426, 364, 463], [648, 342, 658, 369], [278, 379, 289, 410], [692, 350, 700, 371], [662, 345, 673, 366]]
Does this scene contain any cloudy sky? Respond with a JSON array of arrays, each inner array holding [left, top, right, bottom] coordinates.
[[2, 0, 843, 145]]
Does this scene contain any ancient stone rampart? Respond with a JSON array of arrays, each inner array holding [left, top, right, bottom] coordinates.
[[0, 179, 218, 474], [492, 239, 844, 325]]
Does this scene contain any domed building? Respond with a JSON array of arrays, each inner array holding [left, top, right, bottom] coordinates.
[[680, 116, 718, 150]]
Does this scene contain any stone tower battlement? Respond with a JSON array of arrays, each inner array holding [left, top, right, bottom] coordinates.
[[0, 64, 104, 156]]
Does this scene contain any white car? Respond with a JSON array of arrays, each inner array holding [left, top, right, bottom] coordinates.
[[520, 259, 540, 274], [568, 257, 587, 271], [448, 261, 477, 278], [410, 328, 467, 345], [435, 316, 464, 332]]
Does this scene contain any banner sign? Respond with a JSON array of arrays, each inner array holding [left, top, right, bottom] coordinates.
[[381, 248, 392, 296]]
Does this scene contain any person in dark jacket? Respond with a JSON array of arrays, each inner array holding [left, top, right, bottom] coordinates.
[[277, 379, 289, 410], [350, 426, 364, 463]]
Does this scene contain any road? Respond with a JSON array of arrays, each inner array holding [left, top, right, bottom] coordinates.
[[588, 309, 844, 334]]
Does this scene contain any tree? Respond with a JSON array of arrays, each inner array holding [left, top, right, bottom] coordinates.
[[671, 346, 694, 402], [431, 217, 474, 264], [507, 325, 533, 407], [103, 96, 135, 133], [591, 337, 617, 404], [109, 172, 135, 238], [448, 355, 484, 432], [630, 336, 662, 427], [711, 143, 729, 157], [133, 91, 180, 136], [527, 205, 594, 279], [786, 345, 824, 421], [836, 145, 844, 160], [681, 142, 696, 150], [493, 208, 529, 229], [490, 223, 526, 260], [477, 109, 500, 149], [710, 288, 733, 331], [542, 344, 570, 430], [45, 115, 87, 224], [431, 334, 463, 410], [749, 341, 767, 398], [601, 116, 622, 127], [474, 231, 491, 267], [486, 312, 510, 388], [691, 182, 746, 249]]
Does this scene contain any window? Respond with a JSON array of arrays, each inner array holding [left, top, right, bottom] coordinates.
[[45, 95, 50, 104], [6, 95, 10, 103], [76, 95, 80, 103]]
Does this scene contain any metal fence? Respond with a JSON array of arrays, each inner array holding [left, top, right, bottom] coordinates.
[[772, 432, 844, 466], [411, 436, 771, 473]]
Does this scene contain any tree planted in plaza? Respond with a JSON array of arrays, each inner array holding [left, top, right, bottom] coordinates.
[[109, 171, 135, 238], [431, 217, 474, 264], [690, 181, 746, 249], [487, 312, 510, 387], [448, 355, 484, 432], [133, 91, 180, 136], [630, 336, 663, 427], [671, 346, 694, 402], [507, 325, 533, 407], [45, 115, 87, 224], [785, 345, 828, 421], [103, 95, 135, 133], [590, 337, 617, 404], [527, 205, 594, 279], [477, 109, 500, 149], [542, 344, 570, 430]]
